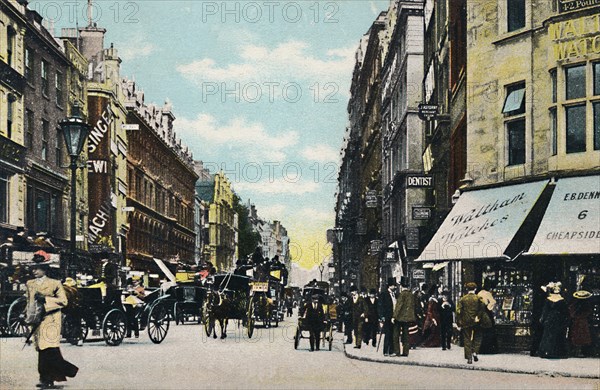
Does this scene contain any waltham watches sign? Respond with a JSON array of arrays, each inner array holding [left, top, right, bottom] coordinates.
[[549, 13, 600, 61]]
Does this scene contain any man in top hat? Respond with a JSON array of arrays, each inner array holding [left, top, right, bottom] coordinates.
[[339, 292, 352, 342], [363, 288, 379, 347], [392, 276, 417, 356], [456, 281, 485, 364], [302, 294, 325, 351], [378, 277, 398, 356], [26, 253, 78, 388]]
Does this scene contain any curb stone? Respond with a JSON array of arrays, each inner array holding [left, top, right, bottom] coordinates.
[[342, 344, 600, 379]]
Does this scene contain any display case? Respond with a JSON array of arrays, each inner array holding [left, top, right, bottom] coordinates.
[[486, 269, 534, 326]]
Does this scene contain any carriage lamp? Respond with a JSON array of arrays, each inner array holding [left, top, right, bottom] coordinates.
[[60, 102, 90, 277]]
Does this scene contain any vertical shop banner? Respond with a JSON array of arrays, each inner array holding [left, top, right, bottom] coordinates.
[[87, 96, 115, 244]]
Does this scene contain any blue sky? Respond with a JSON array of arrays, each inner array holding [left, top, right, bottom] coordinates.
[[31, 0, 390, 276]]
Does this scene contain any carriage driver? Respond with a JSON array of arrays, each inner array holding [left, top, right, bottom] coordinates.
[[302, 294, 325, 351]]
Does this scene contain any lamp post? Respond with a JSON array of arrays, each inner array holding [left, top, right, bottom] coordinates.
[[60, 103, 90, 277], [318, 262, 324, 282], [333, 227, 343, 293]]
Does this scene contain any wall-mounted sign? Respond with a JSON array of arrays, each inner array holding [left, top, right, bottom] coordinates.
[[412, 269, 425, 279], [122, 124, 139, 131], [405, 227, 420, 251], [418, 103, 438, 121], [366, 190, 378, 208], [384, 247, 398, 263], [412, 206, 432, 220], [549, 13, 600, 61], [558, 0, 600, 13], [406, 174, 434, 188]]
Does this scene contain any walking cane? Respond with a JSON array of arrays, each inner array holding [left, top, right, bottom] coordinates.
[[376, 320, 384, 352]]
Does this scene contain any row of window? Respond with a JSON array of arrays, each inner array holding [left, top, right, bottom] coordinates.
[[24, 110, 63, 165], [502, 61, 600, 166], [25, 47, 64, 105]]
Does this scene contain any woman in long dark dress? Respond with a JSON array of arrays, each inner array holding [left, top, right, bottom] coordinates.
[[538, 283, 569, 359]]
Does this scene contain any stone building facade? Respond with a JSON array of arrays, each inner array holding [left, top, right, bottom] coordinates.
[[122, 79, 197, 272]]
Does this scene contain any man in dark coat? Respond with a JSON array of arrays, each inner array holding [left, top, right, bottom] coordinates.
[[303, 294, 325, 351], [392, 277, 416, 356], [350, 286, 368, 348], [364, 288, 379, 347], [339, 293, 353, 343], [378, 278, 398, 356], [457, 282, 485, 364]]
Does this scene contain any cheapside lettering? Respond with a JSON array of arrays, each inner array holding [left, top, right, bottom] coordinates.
[[546, 231, 600, 240]]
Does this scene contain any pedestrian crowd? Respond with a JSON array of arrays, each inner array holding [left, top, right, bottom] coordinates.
[[336, 277, 596, 364]]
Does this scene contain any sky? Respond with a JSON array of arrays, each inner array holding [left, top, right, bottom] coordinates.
[[30, 0, 390, 281]]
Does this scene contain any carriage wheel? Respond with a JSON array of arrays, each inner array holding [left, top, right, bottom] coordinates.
[[102, 309, 126, 346], [246, 306, 255, 338], [174, 302, 184, 325], [294, 327, 300, 350], [148, 303, 170, 344], [8, 296, 27, 337], [203, 310, 214, 337], [328, 323, 333, 351]]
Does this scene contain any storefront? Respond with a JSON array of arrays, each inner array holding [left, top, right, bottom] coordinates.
[[418, 175, 599, 354]]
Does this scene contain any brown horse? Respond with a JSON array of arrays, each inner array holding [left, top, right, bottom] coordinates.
[[206, 291, 231, 339]]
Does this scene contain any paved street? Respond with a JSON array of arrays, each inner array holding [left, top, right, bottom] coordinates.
[[1, 316, 597, 389]]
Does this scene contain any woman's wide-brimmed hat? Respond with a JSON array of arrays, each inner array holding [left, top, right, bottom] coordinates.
[[573, 290, 592, 300], [30, 250, 50, 268]]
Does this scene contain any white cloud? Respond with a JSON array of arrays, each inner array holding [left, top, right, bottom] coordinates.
[[300, 144, 338, 163], [119, 34, 157, 61], [176, 40, 356, 95], [176, 114, 298, 161]]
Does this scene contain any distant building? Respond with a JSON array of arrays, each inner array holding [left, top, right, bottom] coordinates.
[[195, 168, 237, 271]]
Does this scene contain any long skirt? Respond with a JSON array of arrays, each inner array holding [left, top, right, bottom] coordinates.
[[39, 348, 78, 383]]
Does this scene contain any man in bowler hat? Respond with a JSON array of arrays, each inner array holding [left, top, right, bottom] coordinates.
[[302, 294, 325, 351]]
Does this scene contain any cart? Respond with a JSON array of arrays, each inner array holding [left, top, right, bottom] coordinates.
[[293, 281, 336, 351], [165, 284, 207, 325], [250, 276, 283, 328], [203, 273, 255, 338], [61, 285, 171, 346]]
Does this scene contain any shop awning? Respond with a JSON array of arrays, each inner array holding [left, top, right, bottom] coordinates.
[[527, 175, 600, 255], [417, 180, 548, 262]]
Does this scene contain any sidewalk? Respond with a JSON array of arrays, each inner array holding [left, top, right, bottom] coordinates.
[[343, 339, 600, 379]]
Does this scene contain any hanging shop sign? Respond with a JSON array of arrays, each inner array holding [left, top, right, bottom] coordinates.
[[370, 240, 383, 254], [412, 269, 425, 279], [417, 103, 438, 121], [405, 227, 420, 251], [406, 174, 434, 188], [366, 190, 378, 208], [412, 206, 432, 220]]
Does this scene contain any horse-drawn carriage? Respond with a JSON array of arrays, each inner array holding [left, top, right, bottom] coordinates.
[[202, 273, 255, 339], [249, 276, 283, 328], [61, 284, 171, 346], [294, 281, 337, 351], [163, 284, 207, 325]]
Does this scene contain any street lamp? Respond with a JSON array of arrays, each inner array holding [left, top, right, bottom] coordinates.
[[318, 262, 324, 282], [60, 103, 90, 277]]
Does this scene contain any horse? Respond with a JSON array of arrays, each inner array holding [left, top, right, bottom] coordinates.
[[206, 290, 231, 339]]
